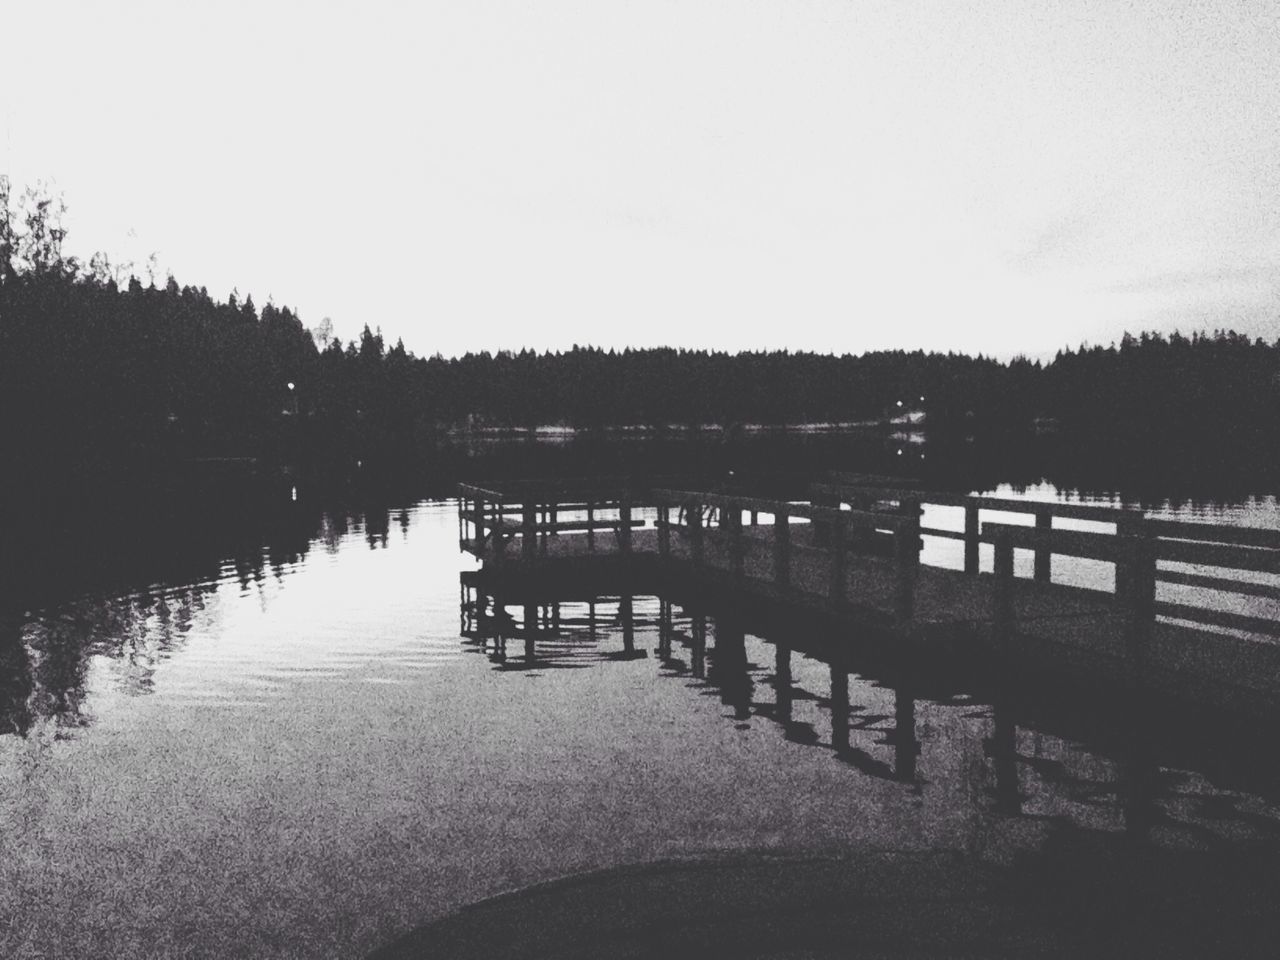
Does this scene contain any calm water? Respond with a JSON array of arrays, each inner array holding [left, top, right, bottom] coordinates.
[[3, 494, 1279, 958]]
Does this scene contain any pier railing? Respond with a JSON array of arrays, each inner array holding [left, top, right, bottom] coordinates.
[[458, 481, 649, 563], [459, 478, 1279, 641], [813, 478, 1279, 638], [650, 487, 921, 627]]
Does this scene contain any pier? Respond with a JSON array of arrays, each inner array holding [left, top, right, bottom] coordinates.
[[457, 477, 1280, 718]]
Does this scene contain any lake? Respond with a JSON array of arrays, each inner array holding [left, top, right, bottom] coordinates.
[[3, 488, 1279, 958]]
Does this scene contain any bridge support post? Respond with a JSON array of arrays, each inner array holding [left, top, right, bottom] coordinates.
[[1114, 513, 1142, 599], [522, 502, 536, 563], [773, 509, 791, 595], [472, 497, 485, 552], [1034, 508, 1052, 582], [619, 497, 632, 556], [657, 504, 670, 560], [964, 502, 980, 574], [1120, 523, 1156, 677], [993, 532, 1015, 655], [827, 516, 846, 607], [688, 500, 704, 567], [729, 503, 745, 583], [894, 498, 921, 630], [813, 490, 838, 547], [847, 491, 873, 554], [493, 522, 507, 571]]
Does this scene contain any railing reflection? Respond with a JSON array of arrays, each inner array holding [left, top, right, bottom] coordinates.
[[459, 577, 1280, 851]]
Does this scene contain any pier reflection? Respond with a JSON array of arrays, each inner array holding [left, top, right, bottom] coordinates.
[[459, 578, 1280, 855]]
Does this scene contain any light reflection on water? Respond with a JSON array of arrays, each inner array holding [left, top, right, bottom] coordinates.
[[1, 496, 1278, 959]]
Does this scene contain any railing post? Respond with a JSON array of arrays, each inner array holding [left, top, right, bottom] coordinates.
[[493, 521, 507, 570], [964, 502, 980, 574], [827, 512, 846, 606], [813, 489, 837, 547], [773, 508, 791, 594], [993, 531, 1014, 654], [894, 498, 921, 629], [848, 491, 872, 553], [1115, 513, 1142, 600], [1120, 521, 1156, 674], [619, 497, 632, 556], [473, 496, 485, 551], [586, 500, 595, 553], [522, 501, 535, 562], [1034, 507, 1052, 582]]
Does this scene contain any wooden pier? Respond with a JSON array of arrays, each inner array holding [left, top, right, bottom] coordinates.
[[457, 477, 1280, 717]]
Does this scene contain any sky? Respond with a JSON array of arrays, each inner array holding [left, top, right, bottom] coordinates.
[[3, 0, 1278, 360]]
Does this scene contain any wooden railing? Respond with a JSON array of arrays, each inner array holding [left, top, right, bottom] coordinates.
[[982, 517, 1280, 643], [651, 487, 921, 627], [458, 478, 1279, 642], [458, 482, 647, 562], [810, 480, 1148, 579]]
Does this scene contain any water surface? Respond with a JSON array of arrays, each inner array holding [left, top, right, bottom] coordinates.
[[2, 495, 1278, 958]]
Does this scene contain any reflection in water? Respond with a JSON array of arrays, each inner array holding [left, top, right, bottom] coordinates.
[[3, 497, 403, 736], [462, 578, 1280, 857]]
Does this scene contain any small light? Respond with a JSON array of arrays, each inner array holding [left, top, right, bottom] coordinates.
[[287, 381, 295, 391], [919, 395, 925, 402], [897, 448, 903, 456], [896, 400, 903, 408], [291, 485, 298, 501]]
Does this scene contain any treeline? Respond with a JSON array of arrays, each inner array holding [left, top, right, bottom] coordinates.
[[3, 181, 1278, 491], [1044, 331, 1279, 450]]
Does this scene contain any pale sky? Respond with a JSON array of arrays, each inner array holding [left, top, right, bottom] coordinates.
[[4, 0, 1278, 359]]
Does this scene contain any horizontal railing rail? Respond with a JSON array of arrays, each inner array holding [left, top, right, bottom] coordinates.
[[982, 518, 1280, 641], [980, 522, 1127, 564], [811, 481, 1145, 524], [1124, 518, 1280, 550], [1154, 538, 1280, 574], [651, 488, 910, 532]]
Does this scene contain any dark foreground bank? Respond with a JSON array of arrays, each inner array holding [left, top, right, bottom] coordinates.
[[368, 841, 1280, 959]]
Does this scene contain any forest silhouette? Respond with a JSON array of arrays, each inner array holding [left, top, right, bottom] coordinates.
[[3, 179, 1278, 496]]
